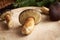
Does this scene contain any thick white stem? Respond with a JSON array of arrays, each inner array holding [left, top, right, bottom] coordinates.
[[21, 17, 35, 35]]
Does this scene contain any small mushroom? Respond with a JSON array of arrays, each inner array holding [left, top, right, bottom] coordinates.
[[0, 11, 20, 29], [0, 11, 12, 21], [19, 9, 41, 35]]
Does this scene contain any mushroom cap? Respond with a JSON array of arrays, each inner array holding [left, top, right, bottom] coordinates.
[[19, 9, 41, 25]]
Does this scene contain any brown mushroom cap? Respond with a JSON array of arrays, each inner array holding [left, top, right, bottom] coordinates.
[[19, 9, 41, 25]]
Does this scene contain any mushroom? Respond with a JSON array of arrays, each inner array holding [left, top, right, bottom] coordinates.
[[19, 9, 41, 35], [0, 7, 42, 29], [0, 11, 21, 29], [0, 7, 49, 35], [40, 6, 49, 15]]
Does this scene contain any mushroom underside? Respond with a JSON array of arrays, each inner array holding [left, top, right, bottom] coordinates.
[[19, 9, 41, 25]]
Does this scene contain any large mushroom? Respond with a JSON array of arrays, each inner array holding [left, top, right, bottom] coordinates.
[[19, 9, 41, 35], [0, 7, 49, 35], [0, 7, 42, 29]]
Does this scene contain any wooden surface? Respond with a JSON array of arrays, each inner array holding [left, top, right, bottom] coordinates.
[[0, 7, 60, 40]]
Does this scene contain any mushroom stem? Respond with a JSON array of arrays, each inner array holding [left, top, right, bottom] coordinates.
[[21, 17, 35, 35], [40, 7, 49, 14], [5, 15, 10, 22]]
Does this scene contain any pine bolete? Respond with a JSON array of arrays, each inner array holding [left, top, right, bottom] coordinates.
[[0, 7, 42, 29], [0, 7, 49, 35], [19, 9, 41, 35]]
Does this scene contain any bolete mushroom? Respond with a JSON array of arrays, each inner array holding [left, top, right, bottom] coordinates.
[[0, 7, 49, 35], [19, 9, 41, 35]]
